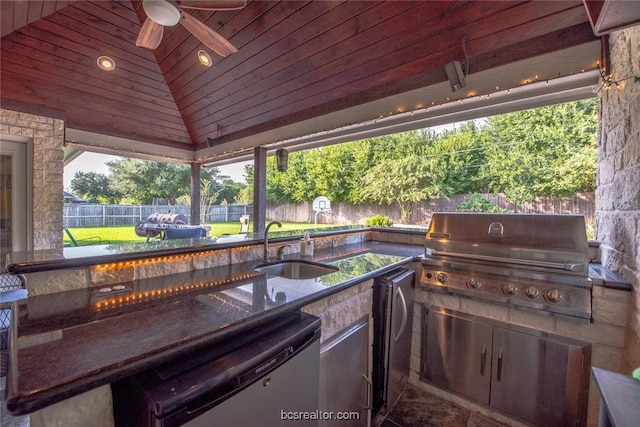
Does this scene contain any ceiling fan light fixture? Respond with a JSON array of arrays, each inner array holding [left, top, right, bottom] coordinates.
[[143, 0, 180, 26], [198, 50, 212, 67], [97, 56, 116, 71]]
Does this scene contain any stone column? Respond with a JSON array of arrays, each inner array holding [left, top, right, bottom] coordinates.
[[595, 25, 640, 374], [0, 109, 65, 250]]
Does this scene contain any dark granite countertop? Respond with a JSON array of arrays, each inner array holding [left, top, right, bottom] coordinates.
[[5, 241, 422, 415], [588, 263, 633, 291], [592, 367, 640, 427]]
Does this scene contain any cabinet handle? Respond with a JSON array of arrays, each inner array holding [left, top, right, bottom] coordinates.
[[496, 349, 503, 382], [480, 344, 487, 376], [394, 287, 408, 343], [362, 374, 372, 410]]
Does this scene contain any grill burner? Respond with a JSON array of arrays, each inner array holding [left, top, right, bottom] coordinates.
[[420, 213, 592, 321]]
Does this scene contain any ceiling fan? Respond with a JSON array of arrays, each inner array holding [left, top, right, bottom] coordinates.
[[136, 0, 246, 56]]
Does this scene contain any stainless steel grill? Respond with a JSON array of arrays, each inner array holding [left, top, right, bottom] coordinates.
[[135, 213, 209, 241], [420, 213, 592, 321]]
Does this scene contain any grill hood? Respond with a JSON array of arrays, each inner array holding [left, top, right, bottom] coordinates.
[[424, 213, 590, 275]]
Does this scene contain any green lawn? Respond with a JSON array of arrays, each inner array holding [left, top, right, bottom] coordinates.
[[63, 221, 336, 245]]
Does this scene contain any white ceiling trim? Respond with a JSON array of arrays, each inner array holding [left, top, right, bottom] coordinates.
[[64, 129, 195, 165]]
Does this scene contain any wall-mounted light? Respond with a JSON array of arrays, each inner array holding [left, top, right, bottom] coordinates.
[[445, 60, 465, 92], [97, 56, 116, 71], [197, 50, 212, 67], [276, 149, 288, 172]]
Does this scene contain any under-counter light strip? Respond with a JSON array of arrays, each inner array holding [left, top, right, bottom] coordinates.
[[93, 245, 255, 271], [94, 272, 260, 310]]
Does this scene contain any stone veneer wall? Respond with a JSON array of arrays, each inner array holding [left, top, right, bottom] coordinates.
[[595, 25, 640, 375], [0, 108, 65, 250]]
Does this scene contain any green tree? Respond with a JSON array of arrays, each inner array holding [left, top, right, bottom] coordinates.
[[234, 164, 254, 204], [264, 131, 433, 204], [357, 154, 450, 222], [266, 151, 314, 203], [480, 99, 598, 203], [70, 171, 122, 204], [423, 122, 487, 194], [107, 159, 191, 204], [107, 159, 225, 205], [217, 179, 245, 205], [305, 144, 361, 202]]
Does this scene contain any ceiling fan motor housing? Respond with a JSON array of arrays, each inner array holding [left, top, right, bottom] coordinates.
[[143, 0, 180, 26]]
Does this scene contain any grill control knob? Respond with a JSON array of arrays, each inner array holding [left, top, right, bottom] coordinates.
[[546, 289, 563, 303], [503, 283, 518, 296], [436, 272, 448, 284], [525, 286, 540, 299], [467, 278, 481, 289]]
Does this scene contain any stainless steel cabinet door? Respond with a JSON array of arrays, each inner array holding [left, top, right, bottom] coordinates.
[[490, 327, 584, 427], [423, 310, 493, 404], [384, 270, 414, 412], [319, 317, 369, 427]]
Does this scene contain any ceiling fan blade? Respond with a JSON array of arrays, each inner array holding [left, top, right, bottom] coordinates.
[[178, 0, 246, 10], [179, 11, 238, 57], [136, 18, 164, 50]]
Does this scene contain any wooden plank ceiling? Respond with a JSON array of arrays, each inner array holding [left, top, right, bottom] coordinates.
[[1, 0, 600, 160]]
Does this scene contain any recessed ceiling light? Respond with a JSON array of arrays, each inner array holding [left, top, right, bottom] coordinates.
[[198, 50, 212, 67], [97, 56, 116, 71]]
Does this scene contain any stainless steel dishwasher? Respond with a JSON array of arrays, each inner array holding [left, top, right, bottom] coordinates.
[[112, 312, 321, 427]]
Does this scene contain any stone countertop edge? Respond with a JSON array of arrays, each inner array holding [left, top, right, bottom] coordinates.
[[6, 227, 375, 274], [592, 367, 640, 427], [5, 244, 421, 416], [588, 263, 633, 291]]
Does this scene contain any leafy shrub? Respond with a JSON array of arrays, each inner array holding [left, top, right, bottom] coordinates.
[[365, 214, 393, 227], [456, 194, 510, 213]]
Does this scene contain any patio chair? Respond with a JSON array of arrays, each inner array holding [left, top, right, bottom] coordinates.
[[63, 227, 109, 247], [1, 273, 27, 377]]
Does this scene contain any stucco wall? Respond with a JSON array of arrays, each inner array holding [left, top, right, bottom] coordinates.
[[595, 25, 640, 374], [0, 108, 65, 250]]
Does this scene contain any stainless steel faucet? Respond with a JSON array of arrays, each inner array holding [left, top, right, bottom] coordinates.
[[263, 220, 282, 261]]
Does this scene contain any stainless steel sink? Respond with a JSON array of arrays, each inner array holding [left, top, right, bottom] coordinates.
[[255, 259, 339, 280]]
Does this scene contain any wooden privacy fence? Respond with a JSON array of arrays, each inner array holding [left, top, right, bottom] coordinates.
[[65, 194, 595, 227], [64, 204, 252, 227], [266, 193, 595, 225]]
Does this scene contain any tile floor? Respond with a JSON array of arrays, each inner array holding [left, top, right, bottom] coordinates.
[[373, 383, 506, 427]]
